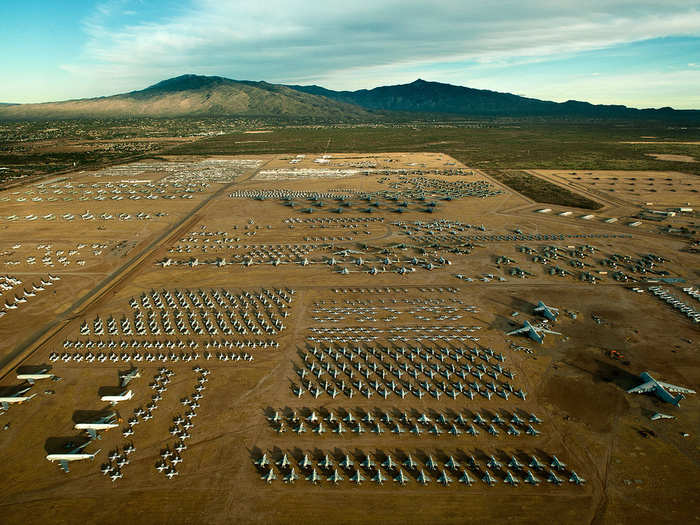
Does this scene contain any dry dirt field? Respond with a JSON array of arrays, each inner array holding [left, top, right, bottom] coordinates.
[[0, 153, 698, 525]]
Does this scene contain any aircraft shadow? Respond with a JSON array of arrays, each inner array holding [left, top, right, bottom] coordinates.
[[45, 435, 91, 454], [0, 384, 29, 396], [591, 359, 640, 391], [16, 364, 51, 374], [97, 386, 125, 396], [72, 409, 114, 424]]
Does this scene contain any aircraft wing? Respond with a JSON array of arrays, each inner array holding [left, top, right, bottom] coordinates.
[[541, 328, 561, 335], [506, 327, 529, 335], [59, 460, 69, 473], [656, 382, 696, 394], [87, 429, 97, 439], [627, 381, 657, 394]]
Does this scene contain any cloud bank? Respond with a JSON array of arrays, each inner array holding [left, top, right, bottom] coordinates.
[[47, 1, 700, 107]]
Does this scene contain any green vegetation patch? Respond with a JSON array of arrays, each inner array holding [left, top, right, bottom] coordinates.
[[487, 169, 603, 210]]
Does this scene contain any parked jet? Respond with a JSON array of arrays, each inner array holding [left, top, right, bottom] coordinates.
[[119, 367, 140, 387], [417, 469, 431, 485], [550, 456, 567, 471], [533, 301, 559, 321], [445, 456, 460, 470], [255, 453, 270, 468], [504, 470, 519, 485], [361, 454, 376, 470], [547, 471, 563, 485], [46, 441, 101, 472], [394, 469, 409, 485], [482, 472, 497, 486], [508, 456, 524, 470], [350, 469, 365, 484], [299, 454, 313, 469], [459, 470, 474, 485], [74, 413, 119, 439], [284, 468, 299, 484], [372, 470, 387, 485], [437, 469, 453, 486], [569, 471, 586, 485], [507, 321, 560, 344], [339, 454, 354, 469], [328, 469, 344, 484], [261, 468, 276, 483], [17, 367, 54, 384], [426, 455, 439, 471], [403, 454, 417, 470], [277, 454, 291, 469], [627, 372, 696, 406], [101, 390, 133, 405], [319, 454, 334, 469], [306, 468, 322, 484], [382, 454, 397, 470], [0, 386, 36, 410], [524, 470, 540, 485]]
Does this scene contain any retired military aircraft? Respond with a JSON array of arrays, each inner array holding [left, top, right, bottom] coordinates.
[[627, 372, 696, 406], [533, 301, 559, 321], [507, 321, 561, 344]]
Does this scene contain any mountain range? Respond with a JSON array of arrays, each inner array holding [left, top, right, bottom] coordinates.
[[0, 74, 697, 120]]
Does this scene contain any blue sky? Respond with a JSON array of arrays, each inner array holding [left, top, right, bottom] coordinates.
[[2, 0, 700, 108]]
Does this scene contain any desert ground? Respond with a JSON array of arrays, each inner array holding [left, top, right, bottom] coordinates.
[[0, 151, 698, 524]]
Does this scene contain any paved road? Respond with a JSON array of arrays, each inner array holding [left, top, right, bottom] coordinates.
[[0, 161, 271, 379]]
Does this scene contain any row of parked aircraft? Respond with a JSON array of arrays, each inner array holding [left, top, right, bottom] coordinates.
[[256, 450, 585, 486]]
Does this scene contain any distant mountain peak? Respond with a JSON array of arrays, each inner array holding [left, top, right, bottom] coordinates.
[[0, 74, 696, 120], [141, 74, 231, 93]]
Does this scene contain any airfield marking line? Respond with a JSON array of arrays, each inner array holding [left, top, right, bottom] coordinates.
[[0, 162, 269, 379]]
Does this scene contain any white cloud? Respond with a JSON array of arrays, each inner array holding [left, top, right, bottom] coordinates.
[[9, 1, 700, 105]]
